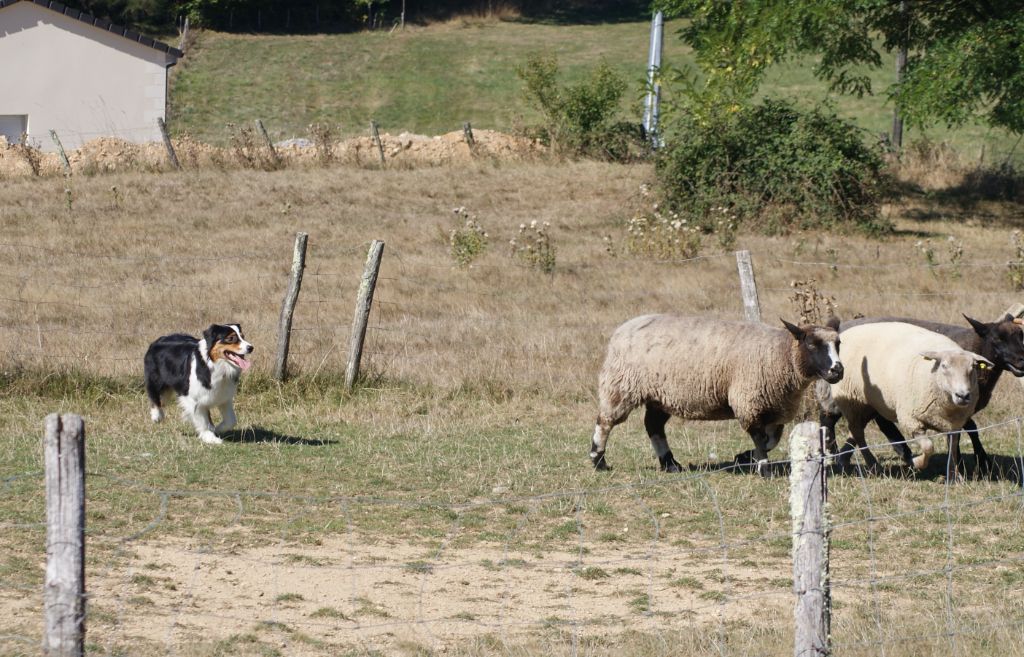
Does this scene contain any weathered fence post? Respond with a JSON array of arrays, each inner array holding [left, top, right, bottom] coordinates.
[[790, 421, 831, 657], [462, 122, 475, 147], [370, 120, 386, 166], [157, 118, 181, 170], [274, 232, 309, 381], [346, 240, 385, 390], [736, 250, 762, 323], [44, 413, 86, 657], [49, 130, 71, 175], [255, 119, 280, 169]]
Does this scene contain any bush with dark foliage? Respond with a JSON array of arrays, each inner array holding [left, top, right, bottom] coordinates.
[[656, 99, 892, 235]]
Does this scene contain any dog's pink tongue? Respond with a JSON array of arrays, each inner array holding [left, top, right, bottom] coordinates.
[[237, 356, 252, 371]]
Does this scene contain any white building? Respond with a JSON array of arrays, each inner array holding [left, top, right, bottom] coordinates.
[[0, 0, 181, 151]]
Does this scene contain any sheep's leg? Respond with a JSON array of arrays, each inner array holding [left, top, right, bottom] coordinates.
[[742, 427, 772, 477], [591, 400, 633, 471], [874, 416, 914, 468], [837, 414, 875, 472], [819, 409, 842, 456], [644, 404, 681, 473], [962, 418, 991, 476]]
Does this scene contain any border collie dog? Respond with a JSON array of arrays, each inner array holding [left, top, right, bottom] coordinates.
[[144, 324, 254, 444]]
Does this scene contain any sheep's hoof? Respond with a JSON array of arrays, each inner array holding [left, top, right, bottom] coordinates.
[[756, 459, 771, 478], [659, 455, 682, 473], [591, 452, 610, 471]]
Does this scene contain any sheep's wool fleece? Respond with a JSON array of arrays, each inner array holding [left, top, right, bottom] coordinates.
[[599, 314, 810, 428], [830, 322, 977, 434]]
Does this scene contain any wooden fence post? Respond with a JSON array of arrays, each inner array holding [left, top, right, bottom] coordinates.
[[44, 413, 86, 657], [274, 232, 309, 381], [49, 130, 71, 175], [736, 250, 762, 323], [370, 120, 386, 166], [157, 118, 181, 170], [462, 121, 475, 147], [255, 119, 281, 169], [346, 240, 385, 390], [790, 421, 831, 657]]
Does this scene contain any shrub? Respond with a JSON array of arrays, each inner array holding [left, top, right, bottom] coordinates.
[[655, 99, 892, 235], [517, 54, 644, 161]]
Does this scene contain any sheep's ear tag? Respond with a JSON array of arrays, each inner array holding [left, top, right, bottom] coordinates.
[[978, 362, 989, 370]]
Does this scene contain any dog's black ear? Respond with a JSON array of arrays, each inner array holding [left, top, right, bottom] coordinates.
[[202, 324, 224, 344]]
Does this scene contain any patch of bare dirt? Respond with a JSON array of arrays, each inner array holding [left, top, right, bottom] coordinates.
[[0, 535, 789, 655]]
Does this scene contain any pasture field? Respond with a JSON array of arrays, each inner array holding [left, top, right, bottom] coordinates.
[[169, 18, 1020, 162], [2, 159, 1024, 656]]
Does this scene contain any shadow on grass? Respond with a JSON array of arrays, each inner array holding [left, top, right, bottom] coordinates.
[[891, 169, 1024, 229], [510, 0, 651, 25], [687, 452, 1023, 485], [223, 426, 337, 446]]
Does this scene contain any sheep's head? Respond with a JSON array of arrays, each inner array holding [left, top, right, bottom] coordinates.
[[963, 314, 1024, 377], [781, 317, 843, 384], [920, 349, 995, 408]]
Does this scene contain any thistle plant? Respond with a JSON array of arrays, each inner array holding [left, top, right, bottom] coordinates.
[[449, 206, 489, 268], [625, 184, 702, 259], [510, 220, 556, 273]]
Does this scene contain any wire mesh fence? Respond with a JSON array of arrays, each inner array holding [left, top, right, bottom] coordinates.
[[2, 422, 1023, 656], [2, 244, 1024, 655]]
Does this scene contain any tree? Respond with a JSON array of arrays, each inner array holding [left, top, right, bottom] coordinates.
[[656, 0, 1024, 136]]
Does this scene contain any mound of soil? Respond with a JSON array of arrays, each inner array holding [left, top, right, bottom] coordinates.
[[0, 130, 546, 178]]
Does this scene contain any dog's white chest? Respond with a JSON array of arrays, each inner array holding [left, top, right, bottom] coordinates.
[[189, 358, 238, 406]]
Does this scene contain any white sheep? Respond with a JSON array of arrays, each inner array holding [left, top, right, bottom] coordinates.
[[828, 322, 994, 471], [590, 314, 843, 473]]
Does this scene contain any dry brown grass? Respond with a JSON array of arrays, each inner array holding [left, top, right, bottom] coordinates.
[[2, 159, 1024, 656], [2, 157, 1023, 394]]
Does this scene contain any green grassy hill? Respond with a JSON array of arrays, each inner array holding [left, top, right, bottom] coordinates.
[[169, 17, 1017, 160]]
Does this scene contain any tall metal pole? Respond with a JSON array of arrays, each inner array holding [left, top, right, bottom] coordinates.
[[891, 1, 908, 151], [642, 11, 665, 149]]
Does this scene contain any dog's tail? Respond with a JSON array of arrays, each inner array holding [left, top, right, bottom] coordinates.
[[143, 349, 164, 422]]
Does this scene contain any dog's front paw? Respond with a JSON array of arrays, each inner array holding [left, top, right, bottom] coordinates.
[[150, 407, 164, 423], [199, 431, 223, 445]]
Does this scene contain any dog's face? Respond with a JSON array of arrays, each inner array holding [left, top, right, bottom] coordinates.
[[204, 324, 254, 372]]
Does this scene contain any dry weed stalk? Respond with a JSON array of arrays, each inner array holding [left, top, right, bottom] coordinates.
[[789, 279, 837, 326], [13, 133, 42, 176], [228, 123, 279, 171], [1007, 230, 1024, 290], [308, 123, 335, 165]]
